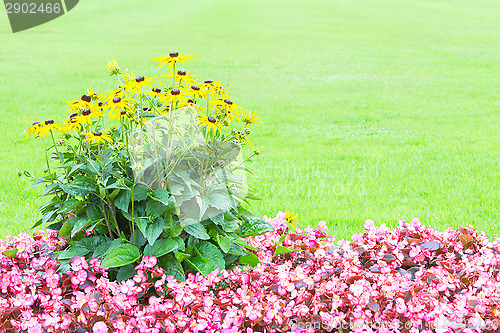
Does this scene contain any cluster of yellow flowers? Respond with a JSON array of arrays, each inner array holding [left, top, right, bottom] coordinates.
[[25, 52, 261, 147]]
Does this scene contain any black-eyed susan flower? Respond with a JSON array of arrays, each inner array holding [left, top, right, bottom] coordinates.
[[178, 99, 205, 111], [163, 70, 198, 87], [197, 113, 223, 133], [65, 95, 99, 114], [123, 76, 161, 94], [204, 80, 230, 99], [62, 116, 83, 133], [38, 120, 62, 137], [109, 109, 130, 120], [103, 96, 134, 113], [24, 118, 42, 138], [144, 87, 163, 98], [158, 88, 189, 106], [240, 110, 262, 126], [186, 85, 208, 100], [106, 60, 120, 76], [153, 52, 196, 70], [83, 131, 113, 144]]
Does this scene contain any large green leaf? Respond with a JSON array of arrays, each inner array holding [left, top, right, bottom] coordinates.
[[240, 217, 275, 238], [239, 252, 261, 267], [101, 243, 141, 268], [196, 241, 225, 272], [185, 256, 214, 276], [150, 189, 175, 209], [114, 190, 131, 212], [216, 234, 231, 253], [221, 219, 239, 232], [73, 236, 110, 251], [143, 238, 180, 258], [160, 255, 185, 281], [58, 246, 91, 259], [59, 176, 98, 197], [184, 223, 210, 240], [133, 185, 150, 202], [136, 217, 165, 246]]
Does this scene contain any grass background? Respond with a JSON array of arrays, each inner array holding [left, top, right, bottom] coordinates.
[[0, 0, 499, 240]]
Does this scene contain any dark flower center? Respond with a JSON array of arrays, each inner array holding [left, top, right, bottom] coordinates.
[[208, 116, 216, 123], [94, 131, 103, 136], [70, 113, 78, 118], [32, 121, 40, 125], [204, 80, 213, 84], [177, 70, 186, 76], [169, 52, 179, 58], [81, 95, 91, 102], [45, 120, 54, 125], [191, 85, 200, 91], [224, 99, 233, 105], [98, 102, 103, 106], [153, 88, 161, 93], [82, 109, 91, 116], [135, 76, 145, 82], [187, 99, 194, 104], [171, 89, 180, 95], [120, 110, 127, 115], [113, 97, 121, 103], [143, 107, 149, 111]]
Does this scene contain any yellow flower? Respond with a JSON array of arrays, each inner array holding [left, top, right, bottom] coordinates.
[[62, 115, 83, 133], [153, 52, 196, 70], [106, 60, 120, 76], [185, 84, 208, 100], [210, 99, 241, 124], [83, 131, 113, 144], [285, 210, 298, 223], [65, 96, 98, 114], [123, 76, 161, 94], [204, 80, 230, 99], [158, 88, 189, 106], [163, 70, 198, 87], [103, 96, 134, 113], [240, 110, 261, 126], [109, 109, 131, 120], [24, 118, 42, 138], [197, 113, 223, 133], [144, 87, 163, 98], [177, 99, 205, 111], [38, 120, 62, 137]]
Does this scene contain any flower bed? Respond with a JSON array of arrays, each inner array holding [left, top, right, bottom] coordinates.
[[1, 213, 500, 333]]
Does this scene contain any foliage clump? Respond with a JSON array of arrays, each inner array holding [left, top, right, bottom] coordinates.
[[23, 53, 271, 280]]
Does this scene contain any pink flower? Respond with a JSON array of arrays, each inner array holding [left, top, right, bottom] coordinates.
[[93, 321, 109, 333]]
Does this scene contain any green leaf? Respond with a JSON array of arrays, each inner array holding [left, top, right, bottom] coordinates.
[[274, 245, 302, 257], [150, 189, 175, 209], [175, 252, 190, 263], [58, 246, 91, 259], [2, 249, 18, 258], [143, 238, 180, 258], [86, 159, 102, 175], [136, 217, 164, 246], [114, 190, 131, 212], [116, 264, 135, 281], [239, 252, 261, 267], [40, 183, 60, 197], [185, 256, 214, 276], [210, 214, 224, 225], [221, 219, 239, 232], [59, 176, 98, 197], [71, 218, 91, 238], [196, 241, 225, 272], [73, 236, 109, 251], [160, 255, 185, 281], [92, 240, 114, 259], [228, 242, 248, 256], [240, 217, 275, 238], [59, 216, 81, 238], [57, 198, 81, 214], [133, 185, 150, 202], [207, 192, 235, 211], [101, 243, 141, 268], [232, 237, 261, 251], [184, 223, 210, 240], [216, 234, 231, 253], [24, 178, 49, 191]]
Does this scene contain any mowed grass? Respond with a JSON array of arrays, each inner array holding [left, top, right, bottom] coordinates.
[[1, 0, 499, 240]]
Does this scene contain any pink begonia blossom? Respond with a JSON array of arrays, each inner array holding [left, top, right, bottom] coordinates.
[[92, 321, 109, 333], [2, 214, 500, 332]]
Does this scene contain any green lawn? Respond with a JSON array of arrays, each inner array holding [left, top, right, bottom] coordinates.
[[1, 0, 499, 240]]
